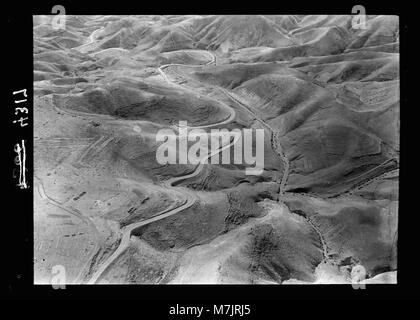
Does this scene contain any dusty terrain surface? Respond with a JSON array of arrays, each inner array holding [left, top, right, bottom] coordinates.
[[34, 15, 399, 284]]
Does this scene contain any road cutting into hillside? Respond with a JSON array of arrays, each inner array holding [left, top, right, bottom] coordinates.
[[87, 129, 240, 284], [76, 42, 238, 283]]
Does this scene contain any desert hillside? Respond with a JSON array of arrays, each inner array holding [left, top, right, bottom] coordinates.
[[34, 15, 399, 284]]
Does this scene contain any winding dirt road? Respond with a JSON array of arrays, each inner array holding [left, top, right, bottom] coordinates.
[[87, 195, 192, 284], [157, 51, 236, 129], [58, 27, 323, 282], [87, 130, 239, 284], [76, 43, 238, 283]]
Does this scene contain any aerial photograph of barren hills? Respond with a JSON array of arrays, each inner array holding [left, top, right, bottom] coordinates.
[[33, 14, 399, 285]]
